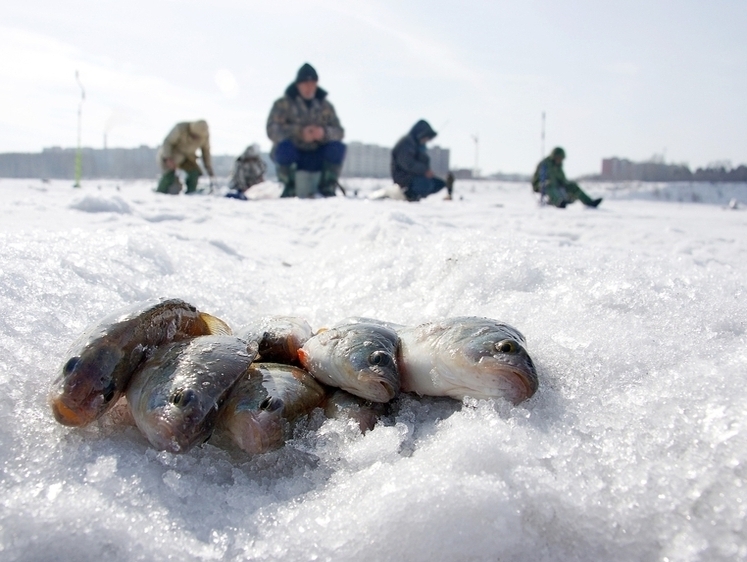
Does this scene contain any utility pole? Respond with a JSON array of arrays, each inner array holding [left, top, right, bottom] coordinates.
[[471, 134, 479, 178], [74, 71, 85, 188], [541, 111, 545, 159]]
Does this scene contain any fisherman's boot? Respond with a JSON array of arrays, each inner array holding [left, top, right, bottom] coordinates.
[[276, 165, 296, 198], [295, 171, 322, 198], [184, 170, 201, 194], [157, 170, 180, 194], [318, 163, 343, 197], [545, 185, 567, 208], [444, 172, 454, 200], [577, 190, 602, 208], [580, 193, 603, 207]]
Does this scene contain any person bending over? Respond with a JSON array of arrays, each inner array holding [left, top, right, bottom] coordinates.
[[156, 120, 214, 195]]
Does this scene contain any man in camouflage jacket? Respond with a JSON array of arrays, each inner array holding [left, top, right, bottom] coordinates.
[[156, 120, 214, 194], [266, 63, 346, 197], [532, 147, 602, 208]]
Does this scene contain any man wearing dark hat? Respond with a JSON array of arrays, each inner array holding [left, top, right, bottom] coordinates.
[[266, 63, 346, 198], [532, 147, 602, 208], [391, 119, 454, 202]]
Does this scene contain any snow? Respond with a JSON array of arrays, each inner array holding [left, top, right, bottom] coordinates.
[[1, 176, 747, 561]]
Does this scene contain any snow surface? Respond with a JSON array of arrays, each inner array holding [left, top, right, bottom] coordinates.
[[1, 176, 747, 561]]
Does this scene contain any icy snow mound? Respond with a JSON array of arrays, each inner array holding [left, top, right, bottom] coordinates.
[[0, 178, 746, 561], [69, 194, 133, 214]]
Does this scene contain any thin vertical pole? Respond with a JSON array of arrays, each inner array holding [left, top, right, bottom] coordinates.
[[472, 134, 479, 178], [541, 111, 545, 159], [74, 71, 85, 188]]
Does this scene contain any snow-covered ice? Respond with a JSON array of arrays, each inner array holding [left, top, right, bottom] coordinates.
[[1, 176, 746, 561]]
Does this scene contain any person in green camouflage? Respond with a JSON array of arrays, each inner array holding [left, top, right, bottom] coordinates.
[[532, 147, 602, 208], [266, 63, 346, 198]]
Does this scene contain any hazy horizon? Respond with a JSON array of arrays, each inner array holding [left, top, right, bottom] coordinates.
[[2, 0, 746, 176]]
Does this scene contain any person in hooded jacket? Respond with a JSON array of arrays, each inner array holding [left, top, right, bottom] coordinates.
[[391, 120, 453, 202], [266, 63, 346, 198]]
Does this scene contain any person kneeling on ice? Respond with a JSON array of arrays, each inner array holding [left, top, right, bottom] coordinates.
[[266, 63, 346, 198], [532, 146, 602, 208], [156, 120, 215, 195], [391, 120, 454, 202], [226, 145, 267, 200]]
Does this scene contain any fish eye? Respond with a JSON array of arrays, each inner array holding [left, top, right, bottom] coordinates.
[[259, 396, 284, 412], [63, 357, 80, 375], [495, 340, 518, 354], [368, 351, 392, 367], [170, 389, 197, 408]]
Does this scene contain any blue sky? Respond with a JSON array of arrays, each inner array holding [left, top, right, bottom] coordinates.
[[2, 0, 745, 176]]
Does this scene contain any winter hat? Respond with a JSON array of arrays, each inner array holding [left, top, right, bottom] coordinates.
[[551, 146, 565, 159], [189, 120, 209, 137], [296, 63, 319, 83]]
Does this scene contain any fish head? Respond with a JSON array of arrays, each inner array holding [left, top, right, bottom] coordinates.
[[49, 339, 128, 427], [456, 324, 538, 403], [127, 344, 217, 453], [136, 382, 218, 453], [336, 325, 400, 402]]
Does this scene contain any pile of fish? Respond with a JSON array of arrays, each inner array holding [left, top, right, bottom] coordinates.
[[49, 298, 539, 455]]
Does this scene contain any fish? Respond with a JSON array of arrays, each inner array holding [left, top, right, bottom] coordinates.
[[397, 317, 538, 404], [49, 298, 231, 427], [298, 322, 400, 403], [126, 335, 258, 453], [323, 389, 388, 433], [216, 362, 326, 454], [235, 316, 313, 365]]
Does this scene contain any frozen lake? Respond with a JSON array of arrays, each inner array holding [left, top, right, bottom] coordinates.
[[1, 176, 746, 561]]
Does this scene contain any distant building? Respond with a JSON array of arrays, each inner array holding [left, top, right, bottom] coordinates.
[[0, 146, 275, 180], [341, 141, 450, 178], [450, 168, 474, 180], [427, 145, 450, 178], [600, 157, 691, 181], [342, 142, 390, 178]]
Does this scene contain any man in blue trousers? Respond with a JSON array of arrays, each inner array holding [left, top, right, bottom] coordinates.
[[391, 120, 453, 202], [266, 63, 346, 198]]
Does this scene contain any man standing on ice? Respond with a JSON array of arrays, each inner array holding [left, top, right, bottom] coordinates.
[[532, 147, 602, 208], [266, 63, 346, 198], [391, 120, 454, 202], [156, 120, 215, 195]]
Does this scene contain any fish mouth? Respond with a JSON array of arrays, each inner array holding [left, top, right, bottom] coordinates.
[[358, 377, 398, 403], [503, 368, 538, 404], [140, 413, 207, 454], [228, 411, 283, 454], [49, 396, 98, 427]]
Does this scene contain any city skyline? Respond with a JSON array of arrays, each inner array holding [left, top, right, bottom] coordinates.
[[2, 1, 746, 177]]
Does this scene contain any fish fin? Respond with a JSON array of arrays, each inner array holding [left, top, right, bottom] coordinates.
[[246, 340, 260, 362], [315, 327, 329, 335], [200, 312, 233, 335], [297, 347, 309, 367]]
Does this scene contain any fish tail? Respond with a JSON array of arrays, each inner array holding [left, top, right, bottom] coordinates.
[[200, 312, 233, 335]]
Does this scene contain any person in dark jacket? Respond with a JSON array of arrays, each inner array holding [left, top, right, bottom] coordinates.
[[532, 147, 602, 208], [266, 63, 346, 198], [391, 120, 453, 202]]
